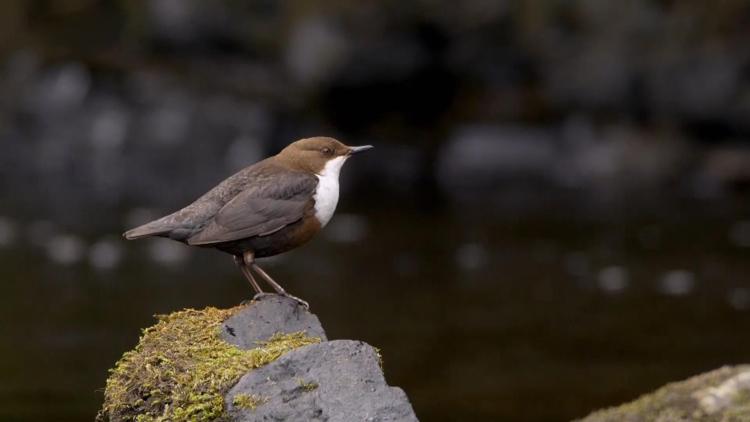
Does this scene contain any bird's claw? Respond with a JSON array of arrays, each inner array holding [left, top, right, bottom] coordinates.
[[252, 292, 274, 301], [283, 293, 310, 310]]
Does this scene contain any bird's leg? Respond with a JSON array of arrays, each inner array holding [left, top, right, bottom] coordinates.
[[234, 255, 264, 295], [252, 263, 310, 309], [244, 251, 310, 309], [248, 261, 285, 294], [239, 251, 278, 302]]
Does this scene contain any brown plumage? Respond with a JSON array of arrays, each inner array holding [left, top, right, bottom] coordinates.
[[124, 137, 373, 307]]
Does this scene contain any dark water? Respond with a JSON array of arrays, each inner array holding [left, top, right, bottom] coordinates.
[[1, 204, 749, 421]]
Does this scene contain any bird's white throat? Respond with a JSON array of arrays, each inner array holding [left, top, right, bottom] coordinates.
[[314, 156, 347, 227]]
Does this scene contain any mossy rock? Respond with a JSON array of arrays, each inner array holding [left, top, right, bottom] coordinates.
[[96, 299, 320, 422], [97, 295, 418, 422], [579, 365, 750, 422]]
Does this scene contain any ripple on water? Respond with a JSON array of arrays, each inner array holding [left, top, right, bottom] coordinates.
[[455, 242, 489, 272], [89, 238, 124, 271], [658, 270, 696, 296], [148, 239, 189, 266], [46, 234, 86, 265], [597, 265, 629, 294]]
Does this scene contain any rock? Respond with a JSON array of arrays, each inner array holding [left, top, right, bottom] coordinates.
[[221, 297, 416, 421], [97, 295, 418, 422], [226, 340, 418, 422], [579, 365, 750, 422], [220, 295, 328, 349]]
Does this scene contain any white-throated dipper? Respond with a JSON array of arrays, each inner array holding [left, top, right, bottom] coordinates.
[[123, 137, 373, 308]]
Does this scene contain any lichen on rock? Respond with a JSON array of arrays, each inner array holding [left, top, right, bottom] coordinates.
[[579, 365, 750, 422], [96, 305, 320, 422], [224, 339, 418, 422], [297, 379, 319, 392], [231, 394, 267, 410]]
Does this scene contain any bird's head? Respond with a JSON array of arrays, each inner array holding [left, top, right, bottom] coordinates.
[[276, 137, 373, 175]]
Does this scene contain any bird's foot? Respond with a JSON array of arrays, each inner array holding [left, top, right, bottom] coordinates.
[[251, 292, 276, 302], [240, 292, 272, 306], [281, 292, 310, 310]]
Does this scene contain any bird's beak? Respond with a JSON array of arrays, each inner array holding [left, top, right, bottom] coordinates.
[[348, 145, 374, 155]]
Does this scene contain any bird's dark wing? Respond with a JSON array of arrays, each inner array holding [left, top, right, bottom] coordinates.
[[187, 169, 318, 245]]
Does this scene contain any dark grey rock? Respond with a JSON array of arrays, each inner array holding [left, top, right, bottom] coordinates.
[[220, 295, 327, 349], [225, 340, 418, 422], [220, 297, 418, 421]]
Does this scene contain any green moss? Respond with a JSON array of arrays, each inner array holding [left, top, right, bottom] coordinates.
[[96, 306, 320, 422], [231, 393, 267, 410], [297, 379, 319, 392], [724, 390, 750, 422], [579, 366, 750, 422]]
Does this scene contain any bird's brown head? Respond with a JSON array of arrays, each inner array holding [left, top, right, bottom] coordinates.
[[275, 137, 373, 174]]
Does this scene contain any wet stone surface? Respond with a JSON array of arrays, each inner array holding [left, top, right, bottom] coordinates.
[[226, 340, 418, 422], [223, 295, 417, 422], [220, 295, 328, 349]]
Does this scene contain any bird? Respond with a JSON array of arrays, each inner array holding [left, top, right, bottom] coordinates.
[[123, 137, 373, 308]]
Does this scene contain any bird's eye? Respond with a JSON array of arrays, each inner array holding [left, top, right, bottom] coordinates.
[[321, 147, 333, 155]]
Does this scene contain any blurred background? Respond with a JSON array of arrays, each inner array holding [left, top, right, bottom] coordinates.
[[1, 1, 749, 421]]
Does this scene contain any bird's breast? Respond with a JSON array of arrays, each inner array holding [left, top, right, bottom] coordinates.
[[313, 173, 339, 227], [313, 156, 348, 227]]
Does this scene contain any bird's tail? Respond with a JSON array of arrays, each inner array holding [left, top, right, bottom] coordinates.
[[123, 218, 172, 240]]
